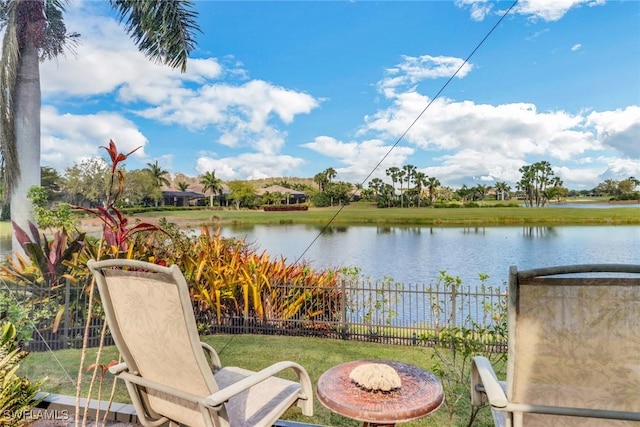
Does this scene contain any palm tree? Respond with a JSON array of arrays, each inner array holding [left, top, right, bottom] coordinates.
[[427, 176, 440, 204], [368, 177, 384, 203], [494, 181, 511, 201], [144, 163, 170, 212], [385, 167, 400, 206], [412, 171, 428, 207], [177, 181, 189, 192], [0, 0, 200, 253], [324, 167, 337, 183], [200, 170, 222, 207], [314, 172, 328, 191], [145, 160, 170, 188], [402, 164, 416, 207]]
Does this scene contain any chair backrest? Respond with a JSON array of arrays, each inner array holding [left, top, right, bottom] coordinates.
[[507, 264, 640, 427], [88, 259, 219, 427]]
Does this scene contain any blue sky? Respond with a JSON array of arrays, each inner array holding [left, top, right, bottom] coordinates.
[[40, 0, 639, 190]]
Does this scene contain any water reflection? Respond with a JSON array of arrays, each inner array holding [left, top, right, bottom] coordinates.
[[522, 226, 558, 239], [462, 227, 486, 235]]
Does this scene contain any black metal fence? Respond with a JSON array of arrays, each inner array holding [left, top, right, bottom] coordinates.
[[2, 277, 507, 352]]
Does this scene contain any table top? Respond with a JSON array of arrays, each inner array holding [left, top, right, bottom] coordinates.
[[316, 359, 444, 424]]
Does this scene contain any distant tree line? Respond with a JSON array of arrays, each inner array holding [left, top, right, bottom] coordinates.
[[2, 158, 638, 221]]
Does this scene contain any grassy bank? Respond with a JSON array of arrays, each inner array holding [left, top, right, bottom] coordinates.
[[1, 201, 637, 236], [124, 202, 640, 228], [20, 334, 499, 427]]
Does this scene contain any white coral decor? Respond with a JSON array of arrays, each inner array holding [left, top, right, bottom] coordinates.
[[349, 363, 402, 391]]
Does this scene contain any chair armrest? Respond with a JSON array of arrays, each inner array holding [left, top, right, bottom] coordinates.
[[111, 360, 312, 413], [201, 342, 222, 371], [109, 361, 129, 375], [205, 361, 312, 407], [471, 356, 508, 408]]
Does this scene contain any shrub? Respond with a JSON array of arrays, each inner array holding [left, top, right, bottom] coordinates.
[[422, 271, 507, 427], [0, 322, 45, 426]]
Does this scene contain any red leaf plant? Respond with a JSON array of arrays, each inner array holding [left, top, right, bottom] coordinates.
[[75, 140, 167, 253]]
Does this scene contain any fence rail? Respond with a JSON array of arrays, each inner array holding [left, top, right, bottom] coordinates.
[[2, 278, 507, 352]]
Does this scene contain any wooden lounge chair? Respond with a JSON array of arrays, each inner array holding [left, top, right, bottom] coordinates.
[[88, 259, 313, 427], [471, 264, 640, 427]]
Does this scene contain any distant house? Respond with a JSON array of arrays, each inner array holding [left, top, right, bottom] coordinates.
[[162, 189, 206, 207], [255, 185, 307, 204]]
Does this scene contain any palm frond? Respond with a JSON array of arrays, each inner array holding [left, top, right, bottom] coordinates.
[[0, 0, 19, 200], [109, 0, 200, 72], [40, 0, 81, 61]]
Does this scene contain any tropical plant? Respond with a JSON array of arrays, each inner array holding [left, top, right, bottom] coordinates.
[[200, 170, 223, 207], [516, 160, 560, 207], [313, 172, 328, 191], [0, 322, 45, 426], [385, 166, 400, 205], [494, 181, 511, 201], [176, 180, 189, 192], [0, 0, 200, 256], [166, 226, 341, 329], [144, 160, 170, 206], [27, 185, 77, 231], [423, 271, 507, 427]]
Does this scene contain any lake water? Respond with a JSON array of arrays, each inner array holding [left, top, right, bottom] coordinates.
[[218, 224, 640, 288], [2, 220, 638, 289]]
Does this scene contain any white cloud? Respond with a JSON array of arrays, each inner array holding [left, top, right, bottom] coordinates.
[[302, 136, 415, 182], [456, 0, 606, 22], [134, 79, 318, 155], [586, 106, 640, 158], [41, 106, 148, 171], [571, 43, 582, 52], [39, 3, 320, 171], [362, 93, 600, 161], [195, 153, 306, 181], [379, 55, 473, 97], [424, 149, 525, 186]]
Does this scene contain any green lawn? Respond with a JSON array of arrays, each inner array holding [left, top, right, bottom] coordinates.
[[20, 334, 498, 426], [124, 201, 640, 227]]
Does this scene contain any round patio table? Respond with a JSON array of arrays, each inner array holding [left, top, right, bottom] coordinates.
[[316, 359, 444, 426]]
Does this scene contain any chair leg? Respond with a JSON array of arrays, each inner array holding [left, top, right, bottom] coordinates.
[[297, 397, 313, 416]]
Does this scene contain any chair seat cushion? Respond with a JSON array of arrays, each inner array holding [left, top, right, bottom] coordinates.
[[215, 367, 303, 427]]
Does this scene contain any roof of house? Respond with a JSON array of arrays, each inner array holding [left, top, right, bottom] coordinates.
[[255, 185, 306, 196], [162, 190, 205, 199]]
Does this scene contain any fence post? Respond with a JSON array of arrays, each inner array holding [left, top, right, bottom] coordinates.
[[340, 277, 347, 340], [450, 282, 457, 328], [64, 278, 71, 346]]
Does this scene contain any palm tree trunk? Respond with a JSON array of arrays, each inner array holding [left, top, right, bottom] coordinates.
[[11, 46, 40, 254]]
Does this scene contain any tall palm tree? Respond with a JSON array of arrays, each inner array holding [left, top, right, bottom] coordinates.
[[385, 166, 400, 206], [427, 176, 440, 204], [412, 171, 427, 207], [145, 160, 170, 188], [145, 160, 170, 206], [494, 181, 511, 201], [324, 167, 337, 183], [0, 0, 200, 253], [313, 172, 328, 191], [368, 177, 383, 203], [200, 170, 222, 207]]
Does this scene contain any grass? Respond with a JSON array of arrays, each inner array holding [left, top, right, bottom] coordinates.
[[120, 201, 640, 228], [20, 334, 498, 427]]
